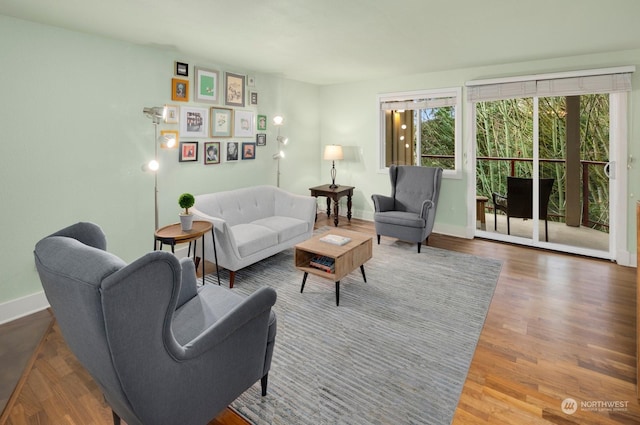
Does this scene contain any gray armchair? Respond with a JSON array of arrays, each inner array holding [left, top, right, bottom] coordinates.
[[33, 222, 277, 425], [372, 165, 443, 253]]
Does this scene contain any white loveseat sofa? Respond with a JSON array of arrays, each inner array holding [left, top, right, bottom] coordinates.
[[192, 185, 316, 287]]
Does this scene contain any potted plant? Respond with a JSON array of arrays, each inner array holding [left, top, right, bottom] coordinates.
[[178, 193, 195, 231]]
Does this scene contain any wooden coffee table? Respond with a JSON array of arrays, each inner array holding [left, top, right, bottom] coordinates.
[[294, 229, 372, 306]]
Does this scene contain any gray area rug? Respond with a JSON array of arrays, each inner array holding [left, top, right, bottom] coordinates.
[[206, 231, 502, 425]]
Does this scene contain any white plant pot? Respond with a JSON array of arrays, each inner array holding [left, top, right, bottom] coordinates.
[[179, 213, 194, 231]]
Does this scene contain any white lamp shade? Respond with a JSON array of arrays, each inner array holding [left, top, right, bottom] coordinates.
[[323, 145, 343, 161]]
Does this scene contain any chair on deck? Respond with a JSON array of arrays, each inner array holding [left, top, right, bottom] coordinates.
[[492, 177, 554, 242]]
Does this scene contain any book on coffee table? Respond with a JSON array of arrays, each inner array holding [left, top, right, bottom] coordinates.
[[319, 234, 351, 246]]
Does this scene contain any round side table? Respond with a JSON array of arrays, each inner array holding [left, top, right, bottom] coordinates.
[[154, 220, 220, 286]]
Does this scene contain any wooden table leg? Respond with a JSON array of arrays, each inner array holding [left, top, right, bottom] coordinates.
[[326, 197, 332, 218], [347, 194, 353, 222], [333, 197, 340, 227]]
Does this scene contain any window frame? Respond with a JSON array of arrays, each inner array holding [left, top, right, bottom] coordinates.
[[377, 87, 462, 179]]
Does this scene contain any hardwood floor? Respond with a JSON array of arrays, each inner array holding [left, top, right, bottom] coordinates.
[[2, 216, 639, 424]]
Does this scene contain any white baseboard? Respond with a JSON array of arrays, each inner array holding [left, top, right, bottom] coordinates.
[[0, 291, 50, 325]]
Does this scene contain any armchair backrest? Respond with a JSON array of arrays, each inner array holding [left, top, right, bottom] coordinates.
[[506, 177, 554, 219], [390, 165, 443, 214], [34, 222, 183, 425]]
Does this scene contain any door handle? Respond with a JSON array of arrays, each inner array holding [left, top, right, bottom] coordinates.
[[604, 161, 615, 179]]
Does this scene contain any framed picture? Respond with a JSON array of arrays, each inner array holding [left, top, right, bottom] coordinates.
[[180, 106, 209, 138], [234, 110, 254, 138], [256, 133, 266, 146], [225, 141, 239, 162], [179, 141, 199, 162], [225, 72, 245, 107], [204, 141, 221, 165], [249, 91, 258, 106], [194, 67, 220, 104], [257, 114, 267, 131], [160, 130, 178, 149], [210, 107, 233, 137], [164, 105, 179, 124], [247, 75, 256, 87], [242, 142, 256, 160], [172, 78, 189, 102], [175, 61, 188, 76]]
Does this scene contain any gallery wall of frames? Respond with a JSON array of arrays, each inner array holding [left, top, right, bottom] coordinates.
[[166, 61, 268, 165]]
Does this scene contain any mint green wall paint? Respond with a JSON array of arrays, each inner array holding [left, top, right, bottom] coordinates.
[[319, 50, 640, 251], [0, 15, 320, 306]]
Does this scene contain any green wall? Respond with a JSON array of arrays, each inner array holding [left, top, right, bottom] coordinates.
[[2, 13, 639, 318], [0, 15, 320, 309]]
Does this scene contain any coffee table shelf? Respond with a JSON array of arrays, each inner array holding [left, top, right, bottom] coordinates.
[[295, 229, 372, 305]]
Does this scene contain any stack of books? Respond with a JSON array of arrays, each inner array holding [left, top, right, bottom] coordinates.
[[309, 255, 335, 273]]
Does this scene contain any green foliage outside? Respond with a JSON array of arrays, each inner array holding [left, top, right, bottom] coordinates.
[[474, 95, 610, 231]]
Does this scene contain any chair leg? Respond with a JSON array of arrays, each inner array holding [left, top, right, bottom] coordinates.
[[545, 219, 549, 242], [494, 210, 497, 231], [376, 234, 380, 245], [112, 410, 121, 425], [506, 217, 511, 235], [229, 271, 235, 289], [417, 242, 421, 253], [261, 374, 269, 396]]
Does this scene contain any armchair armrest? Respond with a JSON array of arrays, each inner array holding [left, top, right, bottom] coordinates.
[[419, 199, 435, 219], [170, 286, 277, 360], [371, 194, 394, 212], [492, 192, 508, 212]]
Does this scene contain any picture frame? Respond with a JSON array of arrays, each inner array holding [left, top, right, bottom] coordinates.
[[256, 133, 266, 146], [225, 141, 239, 162], [175, 61, 188, 76], [249, 91, 258, 106], [160, 130, 178, 149], [233, 110, 254, 138], [225, 72, 246, 107], [172, 78, 189, 102], [204, 141, 221, 165], [179, 141, 199, 162], [194, 67, 220, 104], [210, 107, 233, 137], [164, 104, 179, 124], [242, 142, 256, 160], [257, 114, 267, 131], [180, 106, 209, 138]]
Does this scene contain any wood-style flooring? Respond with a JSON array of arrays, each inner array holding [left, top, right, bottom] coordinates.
[[1, 216, 638, 424]]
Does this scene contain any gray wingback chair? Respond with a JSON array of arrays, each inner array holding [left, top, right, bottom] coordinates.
[[371, 165, 443, 253], [33, 222, 277, 425]]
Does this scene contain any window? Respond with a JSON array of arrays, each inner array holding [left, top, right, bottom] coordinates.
[[378, 87, 462, 177]]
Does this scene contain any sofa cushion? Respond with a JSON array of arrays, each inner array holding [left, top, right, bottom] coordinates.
[[231, 223, 279, 257], [252, 216, 309, 244]]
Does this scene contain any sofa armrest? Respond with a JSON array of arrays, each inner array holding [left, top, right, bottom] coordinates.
[[371, 194, 394, 212], [274, 190, 316, 225], [191, 207, 241, 258]]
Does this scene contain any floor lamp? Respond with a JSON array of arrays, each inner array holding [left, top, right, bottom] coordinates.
[[142, 106, 166, 230], [272, 115, 288, 187]]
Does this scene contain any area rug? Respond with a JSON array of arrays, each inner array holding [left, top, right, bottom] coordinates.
[[206, 231, 502, 425]]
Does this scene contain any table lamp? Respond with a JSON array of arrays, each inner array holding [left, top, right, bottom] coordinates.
[[323, 145, 343, 188]]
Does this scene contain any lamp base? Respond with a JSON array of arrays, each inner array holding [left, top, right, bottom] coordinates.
[[329, 183, 339, 189]]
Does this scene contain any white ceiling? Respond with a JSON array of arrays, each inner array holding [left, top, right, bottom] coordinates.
[[2, 0, 640, 85]]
